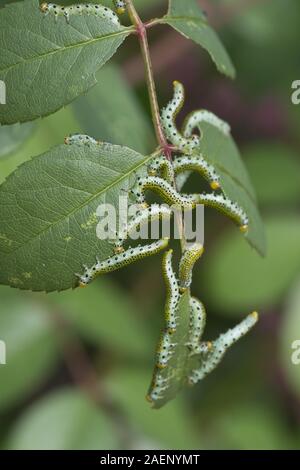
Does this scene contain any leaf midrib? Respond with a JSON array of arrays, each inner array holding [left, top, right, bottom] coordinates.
[[0, 27, 133, 75], [3, 151, 156, 255]]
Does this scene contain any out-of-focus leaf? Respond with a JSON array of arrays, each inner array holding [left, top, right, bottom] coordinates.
[[210, 404, 294, 450], [280, 278, 300, 398], [106, 367, 201, 449], [203, 216, 300, 315], [0, 123, 35, 158], [0, 0, 131, 124], [162, 0, 235, 78], [6, 388, 118, 450], [46, 281, 153, 358], [72, 65, 155, 154], [0, 142, 154, 292], [0, 286, 59, 411], [244, 143, 300, 206], [199, 122, 266, 256], [228, 0, 300, 94], [0, 106, 81, 185]]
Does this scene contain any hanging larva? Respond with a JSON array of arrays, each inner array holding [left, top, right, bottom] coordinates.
[[183, 110, 230, 139], [156, 329, 177, 369], [77, 238, 169, 287], [162, 250, 180, 334], [114, 204, 172, 252], [161, 81, 200, 154], [188, 312, 259, 385], [147, 155, 175, 184], [187, 297, 207, 354], [173, 155, 221, 191], [132, 175, 200, 209], [198, 193, 249, 233], [113, 1, 126, 14], [40, 3, 120, 25], [179, 243, 204, 291], [146, 373, 169, 404], [64, 134, 100, 146]]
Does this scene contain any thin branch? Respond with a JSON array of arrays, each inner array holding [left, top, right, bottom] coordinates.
[[125, 0, 187, 250], [124, 0, 268, 86], [125, 0, 171, 158]]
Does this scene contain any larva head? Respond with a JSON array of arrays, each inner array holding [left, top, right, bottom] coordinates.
[[78, 271, 93, 288], [145, 394, 153, 404], [240, 224, 249, 234], [114, 246, 125, 254], [210, 180, 221, 190], [251, 311, 259, 321], [40, 2, 49, 12]]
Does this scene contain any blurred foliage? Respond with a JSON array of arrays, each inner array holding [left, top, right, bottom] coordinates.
[[202, 216, 300, 314], [72, 65, 155, 154], [0, 123, 36, 159], [6, 388, 119, 450], [0, 0, 300, 450]]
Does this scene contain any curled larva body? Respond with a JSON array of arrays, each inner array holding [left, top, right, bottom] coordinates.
[[78, 238, 169, 287], [188, 312, 259, 385], [179, 243, 204, 290], [162, 250, 180, 334], [198, 193, 249, 233], [161, 81, 200, 154], [147, 155, 175, 184], [187, 297, 207, 353], [40, 3, 120, 25], [64, 134, 100, 146], [114, 204, 172, 250], [173, 155, 221, 191], [183, 110, 231, 138], [132, 176, 199, 209], [156, 330, 177, 369], [113, 1, 126, 14]]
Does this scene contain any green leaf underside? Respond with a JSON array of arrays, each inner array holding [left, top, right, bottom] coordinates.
[[163, 0, 235, 79], [0, 0, 131, 124], [7, 388, 118, 450], [0, 142, 154, 292], [198, 122, 266, 257], [0, 286, 59, 411]]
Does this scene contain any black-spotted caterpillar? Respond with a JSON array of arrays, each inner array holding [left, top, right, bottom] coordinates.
[[161, 81, 200, 155], [113, 0, 126, 14], [40, 3, 120, 24], [77, 238, 169, 287], [179, 243, 204, 291], [188, 312, 259, 384], [114, 204, 172, 252], [162, 249, 180, 334]]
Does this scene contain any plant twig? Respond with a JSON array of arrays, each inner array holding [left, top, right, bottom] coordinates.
[[125, 0, 172, 160], [125, 0, 187, 250]]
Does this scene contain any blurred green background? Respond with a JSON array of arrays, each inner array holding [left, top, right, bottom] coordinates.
[[0, 0, 300, 450]]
